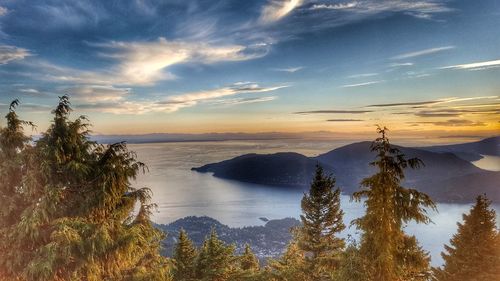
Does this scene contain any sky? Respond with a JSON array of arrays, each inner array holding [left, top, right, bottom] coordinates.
[[0, 0, 499, 140]]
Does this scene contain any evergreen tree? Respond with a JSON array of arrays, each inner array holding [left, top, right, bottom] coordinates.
[[298, 165, 345, 280], [333, 241, 369, 281], [352, 126, 436, 281], [173, 229, 197, 281], [0, 97, 170, 280], [240, 243, 260, 271], [433, 195, 500, 281], [266, 241, 310, 281], [196, 228, 238, 281]]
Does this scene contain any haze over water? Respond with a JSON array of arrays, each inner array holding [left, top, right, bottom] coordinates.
[[130, 140, 500, 266]]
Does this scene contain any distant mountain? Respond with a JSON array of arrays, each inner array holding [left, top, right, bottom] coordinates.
[[419, 136, 499, 161], [193, 139, 500, 203], [156, 216, 300, 259]]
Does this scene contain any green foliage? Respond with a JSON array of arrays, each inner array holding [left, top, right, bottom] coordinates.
[[173, 229, 198, 281], [433, 195, 500, 281], [297, 165, 345, 280], [195, 228, 238, 281], [333, 241, 369, 281], [265, 241, 310, 281], [352, 126, 436, 281], [240, 244, 260, 273], [0, 97, 170, 281]]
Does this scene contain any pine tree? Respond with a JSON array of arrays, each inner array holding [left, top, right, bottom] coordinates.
[[352, 126, 436, 281], [433, 195, 500, 281], [196, 228, 238, 281], [173, 229, 197, 281], [266, 241, 310, 281], [0, 97, 171, 280], [297, 165, 345, 280]]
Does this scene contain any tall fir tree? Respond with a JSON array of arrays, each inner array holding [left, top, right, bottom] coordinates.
[[240, 243, 260, 271], [196, 228, 238, 281], [298, 165, 345, 280], [173, 229, 197, 281], [352, 126, 436, 281], [0, 97, 171, 281], [433, 194, 500, 281]]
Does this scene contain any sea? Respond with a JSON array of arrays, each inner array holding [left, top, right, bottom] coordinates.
[[129, 140, 500, 266]]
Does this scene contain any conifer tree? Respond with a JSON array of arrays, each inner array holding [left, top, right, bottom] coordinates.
[[173, 229, 197, 281], [196, 228, 238, 281], [240, 243, 260, 271], [433, 194, 500, 281], [298, 165, 345, 280], [353, 126, 436, 281], [266, 241, 310, 281], [0, 97, 171, 280]]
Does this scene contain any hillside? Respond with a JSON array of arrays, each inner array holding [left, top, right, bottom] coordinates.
[[193, 140, 500, 203], [156, 216, 300, 259], [420, 136, 499, 161]]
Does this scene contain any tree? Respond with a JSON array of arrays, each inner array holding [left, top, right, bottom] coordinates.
[[352, 126, 436, 281], [266, 241, 310, 281], [240, 243, 260, 272], [433, 194, 500, 281], [0, 97, 171, 280], [297, 165, 345, 280], [333, 241, 369, 281], [173, 229, 197, 281], [196, 228, 238, 281]]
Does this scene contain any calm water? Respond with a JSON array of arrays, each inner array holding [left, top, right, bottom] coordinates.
[[130, 140, 499, 266]]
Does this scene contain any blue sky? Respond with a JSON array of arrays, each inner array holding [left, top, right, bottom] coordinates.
[[0, 0, 499, 139]]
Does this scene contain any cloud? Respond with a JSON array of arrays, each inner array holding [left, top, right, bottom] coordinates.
[[311, 2, 359, 10], [414, 108, 499, 117], [410, 119, 486, 127], [294, 110, 372, 114], [389, 62, 414, 67], [326, 119, 363, 122], [309, 0, 453, 20], [439, 59, 500, 71], [75, 82, 287, 114], [0, 45, 31, 64], [0, 6, 8, 16], [88, 37, 269, 85], [64, 85, 131, 102], [392, 46, 455, 60], [340, 80, 384, 88], [260, 0, 303, 24], [366, 100, 441, 107], [271, 66, 303, 73], [347, 72, 378, 78], [212, 96, 278, 106]]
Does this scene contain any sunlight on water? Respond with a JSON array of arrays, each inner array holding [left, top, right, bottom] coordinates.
[[472, 155, 500, 171], [130, 141, 500, 266]]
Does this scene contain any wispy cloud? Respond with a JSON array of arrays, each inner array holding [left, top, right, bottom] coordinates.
[[366, 100, 441, 107], [212, 96, 278, 106], [311, 2, 359, 10], [340, 80, 384, 88], [294, 110, 372, 114], [0, 45, 31, 64], [64, 85, 131, 103], [91, 38, 268, 85], [439, 59, 500, 71], [409, 119, 486, 127], [75, 82, 287, 114], [392, 46, 455, 60], [260, 0, 303, 24], [389, 62, 414, 67], [367, 96, 498, 108], [0, 6, 8, 16], [326, 119, 363, 122], [347, 72, 378, 78], [271, 66, 303, 73]]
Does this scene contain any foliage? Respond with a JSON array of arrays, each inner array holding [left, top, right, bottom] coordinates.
[[352, 126, 436, 281], [195, 228, 238, 281], [433, 195, 500, 281], [265, 241, 310, 281], [173, 229, 198, 281], [0, 97, 170, 281], [297, 165, 345, 280]]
